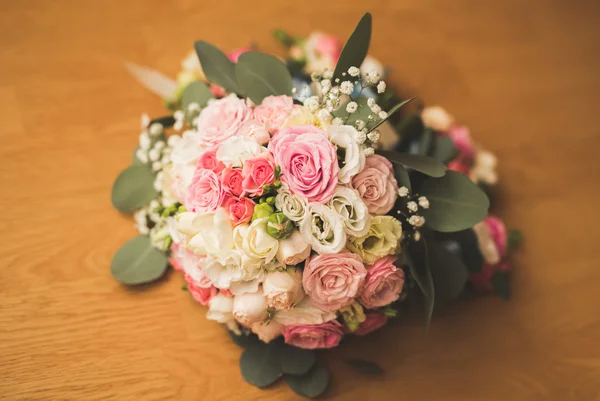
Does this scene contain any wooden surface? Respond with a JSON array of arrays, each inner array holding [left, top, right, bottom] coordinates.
[[1, 1, 599, 400]]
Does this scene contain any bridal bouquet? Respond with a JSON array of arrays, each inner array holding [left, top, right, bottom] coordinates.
[[112, 13, 520, 398]]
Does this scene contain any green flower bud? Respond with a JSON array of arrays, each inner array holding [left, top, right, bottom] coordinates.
[[262, 184, 274, 194], [273, 180, 282, 189], [252, 203, 274, 221], [266, 212, 294, 239], [177, 204, 187, 214], [382, 305, 398, 318], [266, 196, 276, 205], [340, 302, 366, 332]]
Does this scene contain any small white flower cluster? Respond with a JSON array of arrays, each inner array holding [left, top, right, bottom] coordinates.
[[135, 119, 173, 173], [174, 102, 203, 131], [134, 198, 179, 250], [395, 187, 429, 241]]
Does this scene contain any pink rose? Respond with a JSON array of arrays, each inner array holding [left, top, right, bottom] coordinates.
[[269, 125, 339, 203], [239, 120, 271, 145], [223, 196, 254, 226], [241, 152, 276, 197], [283, 321, 344, 349], [351, 154, 399, 215], [470, 217, 509, 292], [253, 95, 296, 134], [359, 256, 405, 309], [354, 312, 388, 336], [446, 126, 474, 174], [485, 216, 507, 257], [185, 168, 224, 213], [197, 146, 225, 173], [313, 33, 342, 60], [228, 47, 252, 62], [303, 253, 367, 311], [185, 274, 218, 306], [194, 94, 252, 146], [221, 167, 244, 196]]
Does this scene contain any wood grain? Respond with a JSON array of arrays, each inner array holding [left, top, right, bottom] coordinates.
[[1, 1, 599, 400]]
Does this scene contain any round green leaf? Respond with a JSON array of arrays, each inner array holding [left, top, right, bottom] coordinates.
[[111, 235, 168, 285], [377, 150, 447, 177], [285, 363, 329, 398], [240, 343, 282, 388], [111, 165, 157, 213], [181, 80, 213, 109], [194, 41, 242, 94], [432, 136, 458, 163], [420, 171, 490, 232], [236, 51, 293, 105], [279, 345, 316, 375]]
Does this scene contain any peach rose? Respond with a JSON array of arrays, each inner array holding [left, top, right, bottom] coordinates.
[[197, 146, 224, 173], [221, 167, 244, 197], [253, 95, 296, 134], [359, 256, 404, 309], [194, 94, 252, 146], [223, 196, 254, 226], [351, 154, 398, 215], [241, 152, 276, 197]]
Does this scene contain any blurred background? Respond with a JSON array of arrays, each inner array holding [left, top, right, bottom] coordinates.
[[1, 1, 599, 400]]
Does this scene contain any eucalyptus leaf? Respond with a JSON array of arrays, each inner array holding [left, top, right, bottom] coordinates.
[[345, 359, 383, 375], [377, 150, 447, 177], [111, 235, 168, 285], [111, 165, 158, 213], [194, 41, 242, 94], [285, 363, 329, 398], [391, 162, 411, 191], [236, 51, 293, 104], [432, 136, 458, 163], [491, 271, 511, 300], [333, 13, 372, 82], [396, 114, 424, 140], [435, 229, 484, 274], [368, 98, 415, 133], [149, 115, 176, 128], [279, 345, 316, 375], [418, 128, 434, 155], [420, 171, 490, 232], [405, 240, 435, 328], [425, 234, 469, 308], [181, 80, 213, 109], [228, 329, 261, 348], [240, 342, 282, 388]]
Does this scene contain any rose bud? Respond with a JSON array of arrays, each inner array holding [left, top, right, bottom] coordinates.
[[252, 203, 274, 221], [276, 231, 311, 266], [266, 212, 294, 239], [263, 268, 305, 310], [232, 289, 269, 324]]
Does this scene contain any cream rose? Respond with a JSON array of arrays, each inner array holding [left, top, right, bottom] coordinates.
[[276, 230, 311, 266], [421, 106, 454, 132], [273, 298, 337, 326], [241, 217, 279, 263], [327, 125, 365, 183], [275, 183, 308, 222], [300, 203, 346, 254], [206, 293, 234, 323], [232, 289, 269, 324], [347, 215, 403, 264], [328, 186, 371, 237], [263, 267, 305, 310]]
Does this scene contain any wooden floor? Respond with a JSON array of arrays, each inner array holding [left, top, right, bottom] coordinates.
[[1, 1, 599, 400]]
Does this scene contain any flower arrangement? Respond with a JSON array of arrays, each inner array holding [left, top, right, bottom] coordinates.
[[114, 13, 521, 398]]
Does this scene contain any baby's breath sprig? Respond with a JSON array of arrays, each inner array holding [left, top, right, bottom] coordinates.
[[394, 186, 429, 242]]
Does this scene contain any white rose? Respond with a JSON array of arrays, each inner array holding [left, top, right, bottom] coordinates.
[[216, 135, 264, 168], [360, 55, 385, 78], [251, 321, 283, 343], [206, 294, 234, 324], [300, 203, 346, 254], [470, 149, 498, 185], [276, 231, 311, 266], [421, 106, 454, 132], [273, 298, 337, 325], [327, 125, 366, 183], [240, 120, 271, 145], [328, 186, 371, 237], [177, 208, 234, 257], [241, 217, 279, 263], [473, 221, 500, 265], [232, 289, 269, 324], [263, 267, 305, 310], [165, 162, 196, 203], [275, 184, 308, 222]]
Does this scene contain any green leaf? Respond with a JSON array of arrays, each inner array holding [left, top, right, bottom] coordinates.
[[508, 229, 524, 249], [425, 235, 469, 307], [194, 40, 242, 94], [149, 115, 176, 128], [367, 98, 415, 133], [273, 29, 296, 47], [420, 171, 490, 232], [228, 329, 261, 348], [285, 363, 329, 398], [391, 162, 411, 191], [396, 114, 425, 140], [111, 165, 158, 213], [333, 13, 372, 82], [181, 80, 213, 109], [435, 229, 484, 274], [240, 342, 282, 388], [345, 359, 383, 375], [405, 240, 435, 328], [377, 151, 447, 177], [432, 136, 458, 163], [491, 271, 511, 300], [279, 345, 316, 375], [418, 128, 434, 155], [236, 51, 293, 104], [111, 236, 168, 285]]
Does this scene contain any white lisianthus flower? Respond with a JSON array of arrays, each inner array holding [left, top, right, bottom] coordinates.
[[232, 289, 269, 324], [421, 106, 454, 132], [241, 217, 279, 263], [273, 298, 337, 325], [275, 183, 308, 222], [327, 125, 366, 183], [206, 293, 234, 324], [216, 135, 264, 168], [328, 186, 371, 237], [300, 203, 346, 254], [276, 231, 311, 266], [177, 208, 234, 256], [263, 267, 305, 310]]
